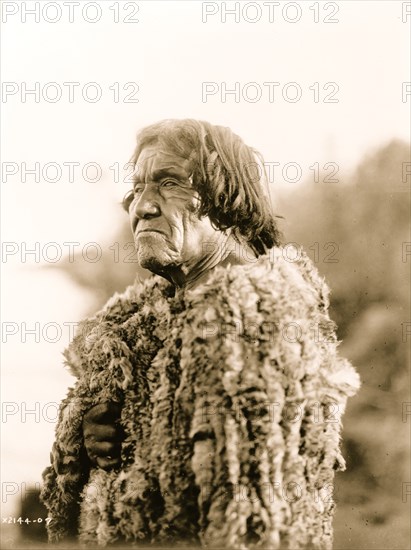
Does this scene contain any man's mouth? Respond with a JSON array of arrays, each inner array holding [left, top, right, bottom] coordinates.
[[136, 229, 165, 236]]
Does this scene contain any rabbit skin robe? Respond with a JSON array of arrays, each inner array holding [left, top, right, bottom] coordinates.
[[41, 248, 360, 549]]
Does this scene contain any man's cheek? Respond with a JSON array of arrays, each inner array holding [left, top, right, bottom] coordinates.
[[185, 195, 201, 214], [168, 192, 199, 215]]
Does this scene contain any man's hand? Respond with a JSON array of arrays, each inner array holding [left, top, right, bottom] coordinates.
[[82, 402, 123, 470]]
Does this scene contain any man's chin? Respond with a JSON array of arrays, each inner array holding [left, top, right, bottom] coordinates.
[[136, 240, 180, 274]]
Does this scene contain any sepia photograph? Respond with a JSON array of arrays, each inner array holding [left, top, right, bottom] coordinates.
[[1, 1, 410, 548]]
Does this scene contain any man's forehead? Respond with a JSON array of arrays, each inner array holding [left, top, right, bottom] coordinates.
[[134, 146, 193, 178]]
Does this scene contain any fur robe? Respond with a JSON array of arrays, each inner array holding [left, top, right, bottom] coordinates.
[[41, 248, 360, 548]]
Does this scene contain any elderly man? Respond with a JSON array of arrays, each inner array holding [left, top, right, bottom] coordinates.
[[41, 119, 359, 549]]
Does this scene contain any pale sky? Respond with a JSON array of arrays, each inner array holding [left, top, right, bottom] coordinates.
[[1, 0, 410, 515]]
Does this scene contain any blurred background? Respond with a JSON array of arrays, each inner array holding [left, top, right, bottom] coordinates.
[[1, 1, 410, 548]]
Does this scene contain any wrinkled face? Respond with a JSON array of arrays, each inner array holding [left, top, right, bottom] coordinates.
[[125, 143, 221, 275]]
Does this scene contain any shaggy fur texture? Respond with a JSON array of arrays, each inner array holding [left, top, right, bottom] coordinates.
[[41, 248, 360, 549]]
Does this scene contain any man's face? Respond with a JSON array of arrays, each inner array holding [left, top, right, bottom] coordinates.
[[127, 143, 221, 276]]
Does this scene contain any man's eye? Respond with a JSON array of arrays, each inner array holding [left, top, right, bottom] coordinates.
[[161, 179, 178, 189], [133, 184, 145, 194]]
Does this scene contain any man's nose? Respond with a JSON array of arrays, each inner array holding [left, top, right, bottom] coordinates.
[[132, 185, 161, 223]]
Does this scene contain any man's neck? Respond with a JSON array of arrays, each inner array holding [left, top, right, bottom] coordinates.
[[158, 234, 257, 291]]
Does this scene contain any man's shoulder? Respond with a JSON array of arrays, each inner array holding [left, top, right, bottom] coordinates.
[[85, 274, 168, 324], [63, 274, 169, 377], [190, 245, 330, 313]]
